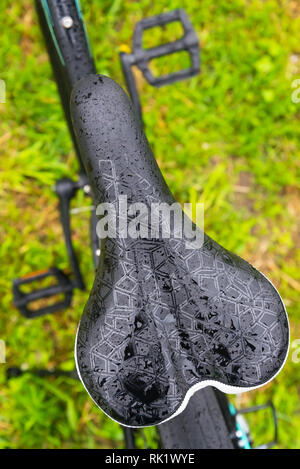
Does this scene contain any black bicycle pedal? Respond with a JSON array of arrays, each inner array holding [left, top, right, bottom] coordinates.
[[120, 9, 200, 121], [6, 366, 79, 380], [12, 267, 73, 318]]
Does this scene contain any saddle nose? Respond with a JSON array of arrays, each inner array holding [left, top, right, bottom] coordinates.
[[71, 75, 289, 427]]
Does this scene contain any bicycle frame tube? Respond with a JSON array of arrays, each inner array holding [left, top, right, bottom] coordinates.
[[35, 0, 96, 175]]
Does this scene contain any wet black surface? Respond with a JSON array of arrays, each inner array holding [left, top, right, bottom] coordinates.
[[71, 75, 289, 427]]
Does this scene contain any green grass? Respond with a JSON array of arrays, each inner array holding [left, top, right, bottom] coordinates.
[[0, 0, 300, 449]]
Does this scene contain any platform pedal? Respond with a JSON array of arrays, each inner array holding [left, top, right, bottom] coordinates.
[[12, 267, 73, 318]]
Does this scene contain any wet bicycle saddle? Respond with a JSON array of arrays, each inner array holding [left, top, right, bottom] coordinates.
[[71, 75, 289, 427]]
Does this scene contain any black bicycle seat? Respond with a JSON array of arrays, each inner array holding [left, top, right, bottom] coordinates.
[[71, 75, 289, 427]]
